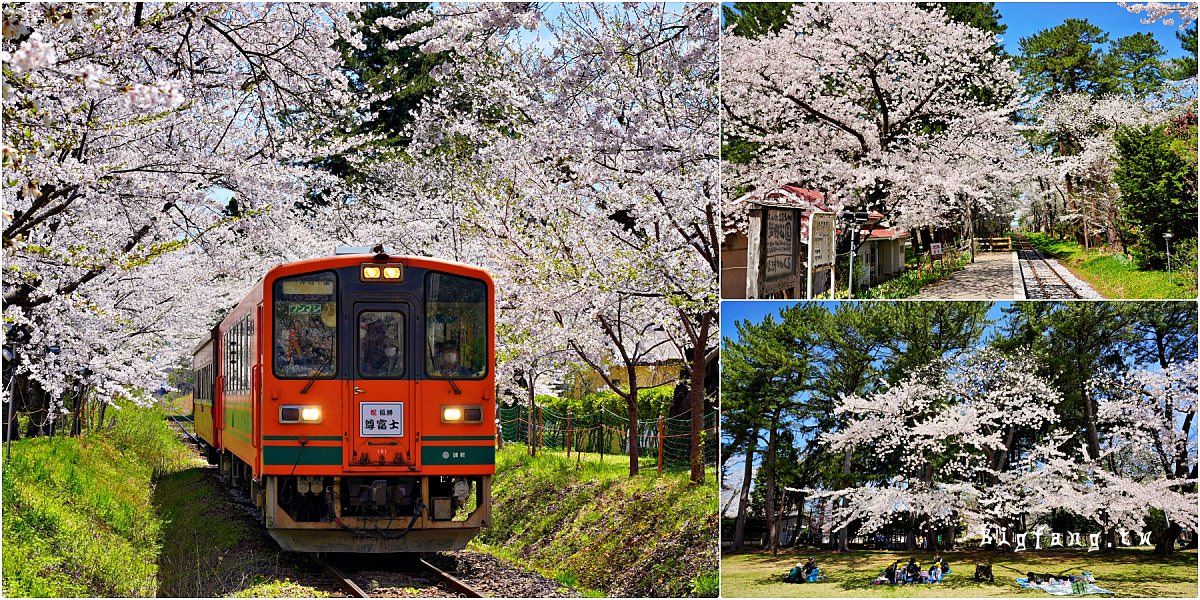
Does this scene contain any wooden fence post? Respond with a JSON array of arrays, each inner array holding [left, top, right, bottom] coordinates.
[[566, 410, 572, 458], [537, 405, 543, 451], [658, 415, 664, 475]]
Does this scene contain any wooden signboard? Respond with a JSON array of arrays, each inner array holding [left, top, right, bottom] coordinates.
[[746, 207, 802, 298], [806, 211, 836, 298]]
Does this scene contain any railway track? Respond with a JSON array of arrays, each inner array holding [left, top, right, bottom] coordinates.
[[167, 414, 200, 446], [312, 553, 485, 598], [1014, 234, 1084, 299]]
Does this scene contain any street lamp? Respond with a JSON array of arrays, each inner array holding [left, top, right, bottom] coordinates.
[[1163, 232, 1174, 285]]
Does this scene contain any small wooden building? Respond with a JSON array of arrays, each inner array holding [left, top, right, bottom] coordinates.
[[855, 212, 911, 289], [722, 186, 836, 299]]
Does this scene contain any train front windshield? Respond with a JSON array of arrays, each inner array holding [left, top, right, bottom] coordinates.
[[425, 272, 488, 379], [273, 272, 338, 378]]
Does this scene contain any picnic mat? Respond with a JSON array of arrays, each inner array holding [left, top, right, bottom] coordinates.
[[1015, 577, 1115, 595]]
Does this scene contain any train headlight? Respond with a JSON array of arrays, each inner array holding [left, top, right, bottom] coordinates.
[[441, 405, 483, 423], [360, 264, 403, 281], [280, 405, 323, 424]]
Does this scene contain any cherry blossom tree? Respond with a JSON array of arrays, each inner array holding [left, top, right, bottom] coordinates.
[[1093, 360, 1198, 552], [1016, 93, 1167, 249], [329, 3, 719, 477], [2, 4, 366, 432], [816, 349, 1062, 547], [721, 2, 1024, 232]]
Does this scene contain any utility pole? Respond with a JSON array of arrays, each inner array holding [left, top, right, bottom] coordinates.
[[1164, 232, 1174, 285]]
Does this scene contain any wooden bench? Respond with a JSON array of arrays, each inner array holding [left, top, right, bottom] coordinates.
[[977, 237, 1011, 252]]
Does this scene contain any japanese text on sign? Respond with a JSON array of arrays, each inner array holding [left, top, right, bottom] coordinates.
[[810, 212, 836, 268], [360, 402, 404, 437], [765, 210, 795, 280]]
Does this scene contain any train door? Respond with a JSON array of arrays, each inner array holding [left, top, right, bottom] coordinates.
[[348, 303, 415, 468]]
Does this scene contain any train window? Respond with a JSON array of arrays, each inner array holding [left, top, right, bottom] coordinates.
[[223, 315, 253, 394], [274, 272, 338, 379], [425, 273, 487, 379], [358, 311, 405, 378]]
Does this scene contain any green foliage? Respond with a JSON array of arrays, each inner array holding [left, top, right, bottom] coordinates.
[[229, 578, 330, 598], [925, 2, 1006, 37], [1106, 32, 1166, 97], [1, 403, 194, 597], [1113, 121, 1198, 270], [480, 445, 718, 597], [1163, 26, 1197, 80], [1017, 19, 1114, 97], [721, 3, 794, 39]]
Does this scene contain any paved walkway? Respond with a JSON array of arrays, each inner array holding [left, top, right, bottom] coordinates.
[[911, 252, 1022, 299]]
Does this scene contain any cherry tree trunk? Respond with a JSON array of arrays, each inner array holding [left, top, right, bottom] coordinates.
[[627, 381, 639, 477], [689, 315, 711, 484]]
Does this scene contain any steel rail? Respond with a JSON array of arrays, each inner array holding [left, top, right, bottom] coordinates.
[[312, 554, 371, 598], [1015, 234, 1082, 299], [420, 558, 484, 598]]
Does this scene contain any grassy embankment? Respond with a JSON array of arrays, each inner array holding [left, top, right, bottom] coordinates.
[[475, 444, 720, 597], [722, 548, 1199, 598], [1022, 232, 1197, 299], [1, 403, 193, 596], [2, 402, 326, 598]]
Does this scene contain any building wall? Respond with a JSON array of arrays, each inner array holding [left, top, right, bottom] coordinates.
[[721, 232, 748, 299]]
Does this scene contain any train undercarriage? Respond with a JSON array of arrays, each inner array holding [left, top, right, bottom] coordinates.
[[212, 446, 490, 553]]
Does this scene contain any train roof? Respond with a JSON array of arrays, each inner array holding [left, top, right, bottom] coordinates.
[[262, 253, 492, 283]]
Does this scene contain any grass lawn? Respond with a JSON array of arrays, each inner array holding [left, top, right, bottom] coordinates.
[[1021, 233, 1197, 299], [722, 548, 1199, 598]]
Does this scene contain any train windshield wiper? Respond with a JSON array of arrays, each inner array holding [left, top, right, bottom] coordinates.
[[300, 353, 333, 394]]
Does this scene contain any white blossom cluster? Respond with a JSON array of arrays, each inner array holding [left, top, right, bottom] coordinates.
[[1, 31, 55, 74], [122, 82, 185, 111], [3, 3, 367, 409], [336, 3, 719, 404], [722, 2, 1025, 232], [817, 351, 1199, 538]]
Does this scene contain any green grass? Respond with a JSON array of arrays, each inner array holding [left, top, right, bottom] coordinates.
[[722, 548, 1199, 597], [1, 402, 195, 597], [475, 444, 719, 597], [1022, 233, 1197, 299], [858, 253, 971, 299]]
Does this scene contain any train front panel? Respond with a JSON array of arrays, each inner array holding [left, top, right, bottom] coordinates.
[[256, 255, 495, 553]]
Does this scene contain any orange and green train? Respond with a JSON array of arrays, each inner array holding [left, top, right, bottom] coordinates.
[[192, 250, 495, 553]]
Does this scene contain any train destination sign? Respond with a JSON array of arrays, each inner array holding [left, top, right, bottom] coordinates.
[[281, 279, 335, 296], [360, 402, 405, 437]]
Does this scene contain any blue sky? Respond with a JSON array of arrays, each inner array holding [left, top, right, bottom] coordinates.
[[720, 2, 1193, 60], [997, 2, 1193, 61]]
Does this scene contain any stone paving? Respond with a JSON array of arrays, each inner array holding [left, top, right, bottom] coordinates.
[[911, 252, 1021, 300]]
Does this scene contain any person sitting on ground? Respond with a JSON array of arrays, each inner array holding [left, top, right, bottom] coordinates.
[[885, 561, 897, 585], [784, 562, 805, 583], [929, 562, 943, 583], [941, 558, 950, 574], [802, 556, 818, 580], [906, 558, 920, 584]]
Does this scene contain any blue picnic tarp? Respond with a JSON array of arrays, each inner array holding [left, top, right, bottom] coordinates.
[[1015, 577, 1115, 596]]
